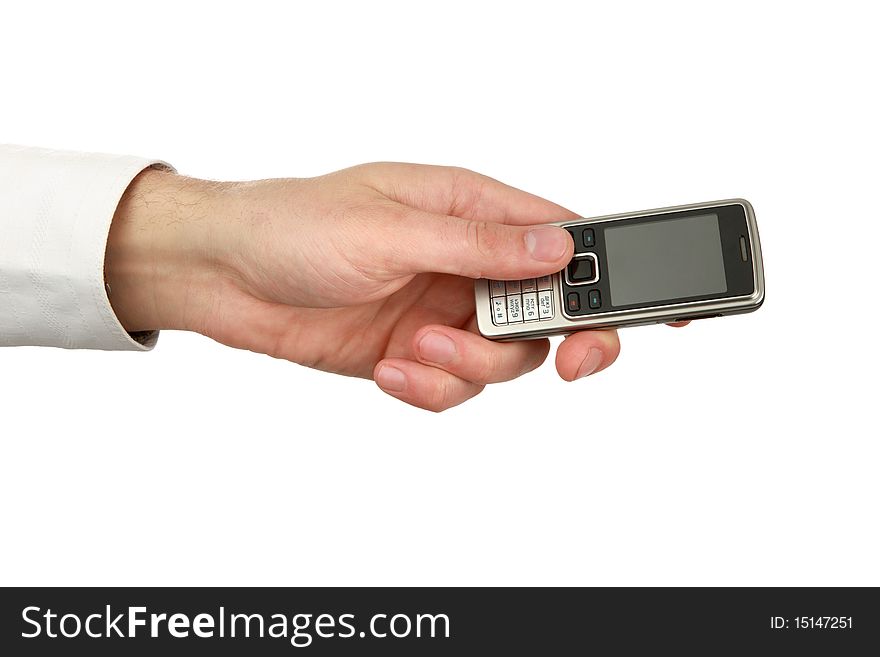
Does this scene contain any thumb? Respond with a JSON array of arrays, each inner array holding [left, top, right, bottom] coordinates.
[[392, 210, 575, 280]]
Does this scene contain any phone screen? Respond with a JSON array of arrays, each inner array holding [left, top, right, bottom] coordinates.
[[604, 214, 727, 307]]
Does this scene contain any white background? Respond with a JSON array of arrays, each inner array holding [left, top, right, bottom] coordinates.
[[1, 0, 877, 586]]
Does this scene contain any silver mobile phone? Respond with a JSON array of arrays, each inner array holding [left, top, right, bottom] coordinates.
[[475, 199, 764, 340]]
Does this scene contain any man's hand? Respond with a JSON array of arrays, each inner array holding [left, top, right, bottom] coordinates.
[[105, 163, 623, 411]]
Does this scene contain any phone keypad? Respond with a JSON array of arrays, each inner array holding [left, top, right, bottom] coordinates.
[[489, 276, 555, 326], [560, 222, 606, 317]]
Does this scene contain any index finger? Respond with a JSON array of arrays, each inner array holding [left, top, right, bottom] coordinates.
[[358, 162, 580, 225], [411, 324, 550, 385]]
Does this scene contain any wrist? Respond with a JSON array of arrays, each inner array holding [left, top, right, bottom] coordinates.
[[104, 168, 237, 333]]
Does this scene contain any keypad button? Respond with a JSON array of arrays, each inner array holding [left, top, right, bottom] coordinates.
[[492, 297, 508, 325], [567, 292, 581, 312], [486, 275, 555, 324], [588, 289, 602, 309], [538, 290, 553, 318], [522, 293, 539, 321], [507, 294, 523, 322], [582, 228, 595, 249], [568, 258, 594, 283]]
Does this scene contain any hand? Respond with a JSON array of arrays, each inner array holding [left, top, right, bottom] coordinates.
[[105, 163, 624, 411]]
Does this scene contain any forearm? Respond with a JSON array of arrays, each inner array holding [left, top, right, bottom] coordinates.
[[104, 169, 236, 333]]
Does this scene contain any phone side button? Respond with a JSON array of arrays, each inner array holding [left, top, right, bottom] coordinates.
[[492, 297, 508, 325], [674, 313, 723, 322]]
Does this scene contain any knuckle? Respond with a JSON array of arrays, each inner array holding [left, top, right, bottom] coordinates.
[[475, 348, 504, 384], [445, 165, 477, 188], [377, 200, 411, 224], [425, 379, 456, 413], [423, 378, 484, 412], [465, 219, 503, 258]]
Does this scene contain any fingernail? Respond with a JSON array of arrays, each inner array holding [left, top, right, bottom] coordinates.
[[575, 348, 603, 380], [418, 331, 457, 364], [376, 366, 407, 392], [525, 227, 570, 262]]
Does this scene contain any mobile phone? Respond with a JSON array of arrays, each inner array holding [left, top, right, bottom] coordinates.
[[475, 199, 764, 340]]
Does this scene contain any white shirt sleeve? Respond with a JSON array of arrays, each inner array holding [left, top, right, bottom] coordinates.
[[0, 144, 175, 350]]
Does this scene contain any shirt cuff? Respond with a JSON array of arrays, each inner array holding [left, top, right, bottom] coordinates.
[[0, 144, 175, 350]]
